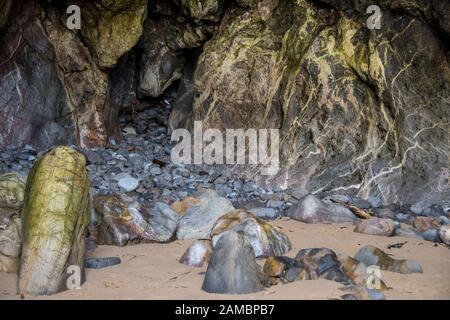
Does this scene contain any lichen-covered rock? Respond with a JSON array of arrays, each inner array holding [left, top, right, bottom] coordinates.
[[287, 195, 357, 223], [43, 7, 120, 148], [179, 240, 212, 267], [0, 172, 26, 273], [0, 172, 27, 206], [176, 190, 234, 240], [80, 0, 148, 68], [18, 146, 90, 295], [192, 0, 450, 207], [181, 0, 224, 22], [354, 245, 423, 274], [94, 195, 179, 245], [263, 255, 308, 283], [0, 214, 22, 273], [202, 231, 268, 294], [210, 209, 291, 258], [340, 255, 390, 291], [354, 218, 396, 237]]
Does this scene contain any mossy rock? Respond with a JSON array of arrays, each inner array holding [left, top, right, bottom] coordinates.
[[18, 146, 90, 296]]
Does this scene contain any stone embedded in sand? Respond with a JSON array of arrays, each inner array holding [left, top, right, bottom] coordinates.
[[263, 256, 307, 283], [202, 231, 267, 294], [354, 245, 423, 274], [288, 195, 357, 224], [413, 216, 443, 232], [439, 225, 450, 245], [340, 255, 390, 291], [84, 257, 121, 269], [18, 146, 90, 296], [94, 195, 179, 246], [176, 191, 235, 240], [210, 209, 291, 258], [339, 284, 386, 300], [295, 248, 352, 285], [171, 196, 200, 215], [354, 218, 396, 237], [179, 240, 213, 268]]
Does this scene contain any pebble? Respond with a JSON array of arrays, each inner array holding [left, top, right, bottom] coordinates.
[[118, 177, 139, 192]]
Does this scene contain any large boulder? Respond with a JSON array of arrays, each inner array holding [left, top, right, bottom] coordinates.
[[353, 218, 396, 237], [202, 231, 268, 294], [18, 146, 90, 295], [176, 190, 235, 240], [79, 0, 148, 69], [93, 195, 179, 246], [191, 0, 450, 207], [210, 209, 291, 258]]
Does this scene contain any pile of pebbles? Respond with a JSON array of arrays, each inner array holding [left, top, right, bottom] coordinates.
[[0, 100, 293, 212]]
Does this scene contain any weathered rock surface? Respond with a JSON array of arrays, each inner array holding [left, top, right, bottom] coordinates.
[[94, 195, 179, 246], [295, 248, 353, 285], [179, 240, 212, 267], [439, 225, 450, 245], [84, 257, 121, 269], [354, 245, 423, 274], [176, 190, 234, 240], [210, 209, 291, 258], [354, 218, 396, 237], [340, 255, 389, 291], [79, 0, 148, 69], [202, 231, 267, 294], [18, 146, 90, 295], [181, 0, 224, 22], [287, 195, 357, 223], [413, 216, 443, 232], [0, 172, 26, 272], [192, 0, 450, 207], [263, 255, 308, 284]]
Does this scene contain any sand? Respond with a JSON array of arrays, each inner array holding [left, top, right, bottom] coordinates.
[[1, 218, 449, 300]]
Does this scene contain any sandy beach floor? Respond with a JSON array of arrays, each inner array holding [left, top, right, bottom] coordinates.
[[1, 218, 449, 300]]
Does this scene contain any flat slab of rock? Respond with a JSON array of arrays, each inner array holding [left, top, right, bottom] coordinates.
[[94, 195, 179, 245], [211, 209, 291, 258], [287, 195, 357, 223], [19, 146, 90, 295], [179, 240, 212, 268], [85, 257, 121, 269], [176, 191, 234, 240], [202, 231, 268, 294], [354, 245, 423, 274], [354, 218, 396, 237]]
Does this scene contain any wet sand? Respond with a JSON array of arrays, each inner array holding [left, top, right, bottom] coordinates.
[[1, 218, 449, 300]]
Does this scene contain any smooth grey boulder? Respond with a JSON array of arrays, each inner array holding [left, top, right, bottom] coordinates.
[[288, 195, 357, 223], [202, 231, 267, 294]]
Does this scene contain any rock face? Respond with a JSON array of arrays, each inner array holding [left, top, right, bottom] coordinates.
[[287, 195, 357, 223], [354, 218, 396, 237], [176, 190, 234, 240], [94, 195, 179, 245], [0, 172, 26, 272], [354, 245, 423, 274], [202, 231, 267, 294], [79, 0, 148, 69], [0, 0, 74, 149], [191, 0, 450, 207], [210, 209, 291, 258], [18, 146, 90, 295]]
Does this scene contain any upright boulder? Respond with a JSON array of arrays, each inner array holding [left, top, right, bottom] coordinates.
[[18, 146, 90, 295], [202, 231, 267, 294]]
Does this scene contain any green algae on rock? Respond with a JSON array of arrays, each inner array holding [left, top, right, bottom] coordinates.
[[80, 0, 148, 69], [18, 146, 90, 296]]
